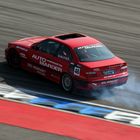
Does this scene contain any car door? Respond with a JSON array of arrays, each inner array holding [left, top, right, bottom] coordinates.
[[27, 39, 73, 83]]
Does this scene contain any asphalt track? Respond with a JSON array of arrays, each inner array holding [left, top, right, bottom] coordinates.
[[0, 0, 140, 139]]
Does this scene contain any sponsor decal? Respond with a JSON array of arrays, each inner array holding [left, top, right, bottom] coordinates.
[[78, 43, 102, 50], [58, 55, 69, 61], [47, 59, 62, 67], [101, 79, 118, 85], [33, 65, 46, 73], [27, 63, 32, 68], [27, 63, 46, 76], [32, 54, 62, 72], [74, 67, 80, 76], [16, 46, 28, 51], [19, 53, 27, 59]]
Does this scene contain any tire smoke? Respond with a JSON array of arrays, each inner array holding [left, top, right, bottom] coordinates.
[[95, 72, 140, 110]]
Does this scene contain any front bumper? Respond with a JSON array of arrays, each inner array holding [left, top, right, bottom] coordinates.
[[74, 75, 128, 91]]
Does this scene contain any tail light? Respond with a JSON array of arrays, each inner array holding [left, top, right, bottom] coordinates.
[[120, 63, 128, 72], [8, 43, 15, 48]]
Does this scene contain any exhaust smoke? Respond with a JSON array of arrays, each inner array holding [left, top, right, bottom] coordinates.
[[116, 73, 140, 94], [94, 72, 140, 111]]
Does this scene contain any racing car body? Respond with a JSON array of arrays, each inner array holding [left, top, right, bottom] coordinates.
[[5, 33, 128, 92]]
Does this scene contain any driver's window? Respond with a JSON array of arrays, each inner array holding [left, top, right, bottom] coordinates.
[[57, 45, 73, 61], [36, 40, 60, 55]]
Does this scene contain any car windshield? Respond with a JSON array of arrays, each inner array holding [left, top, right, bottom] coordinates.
[[74, 43, 115, 62]]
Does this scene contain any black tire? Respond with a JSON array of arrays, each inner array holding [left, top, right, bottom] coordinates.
[[61, 73, 73, 92], [6, 49, 21, 68]]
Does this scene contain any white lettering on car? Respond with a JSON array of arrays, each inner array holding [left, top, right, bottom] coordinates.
[[78, 44, 102, 50], [32, 54, 62, 72], [46, 59, 62, 67], [33, 65, 46, 73], [16, 46, 28, 51], [33, 65, 46, 76], [27, 63, 46, 76], [74, 67, 80, 76], [101, 79, 118, 85], [19, 53, 27, 59], [58, 55, 69, 61], [32, 54, 40, 60], [40, 57, 46, 65], [27, 63, 33, 68]]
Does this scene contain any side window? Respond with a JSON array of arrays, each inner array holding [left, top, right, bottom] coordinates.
[[57, 45, 73, 61], [37, 40, 60, 55]]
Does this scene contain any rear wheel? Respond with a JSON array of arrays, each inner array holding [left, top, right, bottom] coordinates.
[[6, 49, 21, 68], [61, 73, 73, 92]]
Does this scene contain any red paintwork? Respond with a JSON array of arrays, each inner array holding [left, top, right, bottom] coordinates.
[[12, 36, 48, 48], [5, 33, 128, 91]]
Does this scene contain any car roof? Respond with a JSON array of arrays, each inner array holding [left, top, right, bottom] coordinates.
[[49, 33, 100, 49]]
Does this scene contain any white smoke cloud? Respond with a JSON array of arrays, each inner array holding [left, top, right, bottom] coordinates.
[[96, 72, 140, 110], [116, 73, 140, 94]]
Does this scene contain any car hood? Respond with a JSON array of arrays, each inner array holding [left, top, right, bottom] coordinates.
[[79, 56, 125, 68]]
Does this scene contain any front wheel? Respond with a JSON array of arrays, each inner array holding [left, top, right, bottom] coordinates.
[[61, 73, 73, 92]]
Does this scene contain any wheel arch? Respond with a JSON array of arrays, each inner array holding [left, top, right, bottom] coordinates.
[[6, 47, 21, 68], [6, 46, 19, 55]]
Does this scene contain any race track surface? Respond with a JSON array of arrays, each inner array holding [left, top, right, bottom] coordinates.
[[0, 123, 75, 140], [0, 0, 140, 139]]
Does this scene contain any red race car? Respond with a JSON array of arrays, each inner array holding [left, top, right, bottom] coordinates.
[[5, 33, 128, 92]]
